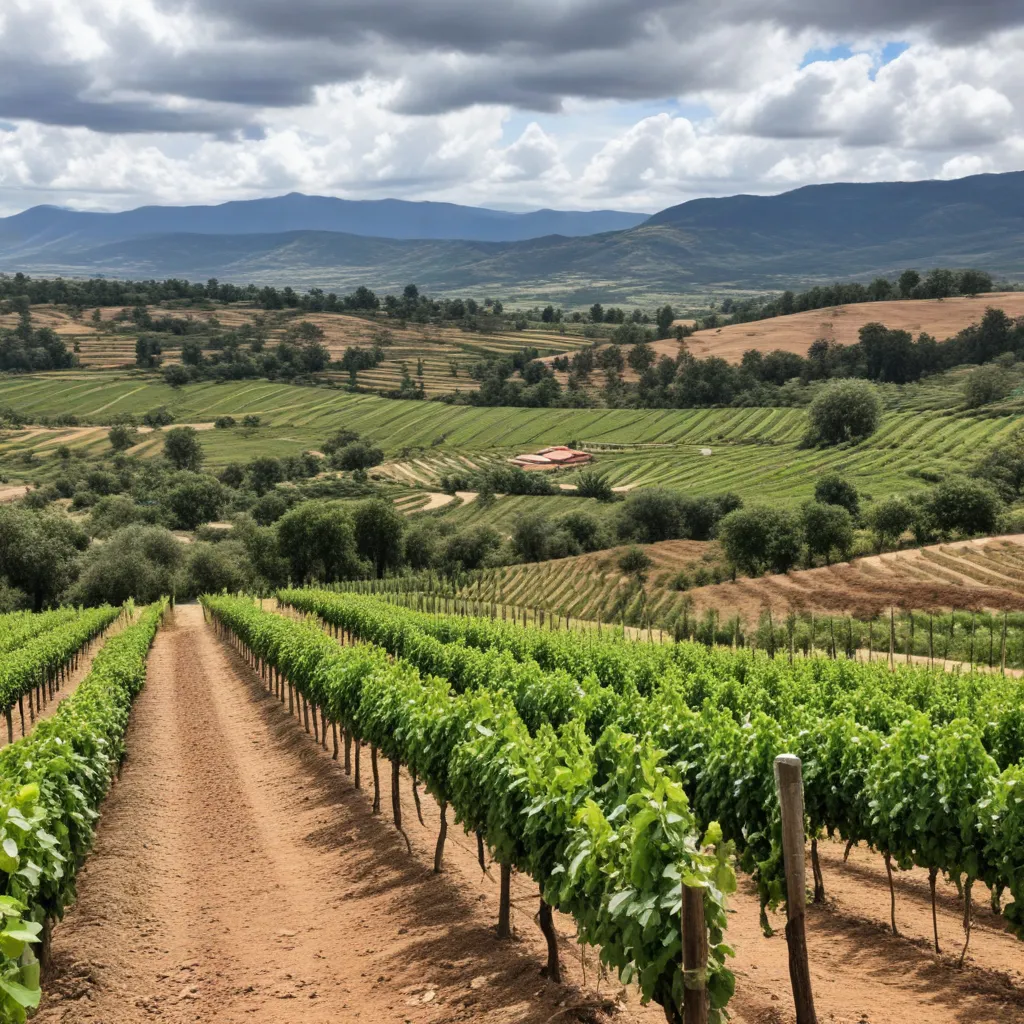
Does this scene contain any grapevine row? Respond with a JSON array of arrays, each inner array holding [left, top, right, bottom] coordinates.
[[281, 589, 1024, 949], [202, 594, 737, 1024], [0, 606, 123, 744], [0, 601, 167, 1023]]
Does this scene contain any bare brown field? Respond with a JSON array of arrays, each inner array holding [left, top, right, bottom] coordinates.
[[659, 292, 1024, 363]]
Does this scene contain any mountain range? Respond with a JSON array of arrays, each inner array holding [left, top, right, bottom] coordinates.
[[1, 171, 1023, 300]]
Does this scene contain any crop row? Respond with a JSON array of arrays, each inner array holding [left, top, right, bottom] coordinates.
[[280, 589, 1024, 952], [0, 601, 166, 1022], [202, 594, 737, 1024], [0, 606, 123, 742]]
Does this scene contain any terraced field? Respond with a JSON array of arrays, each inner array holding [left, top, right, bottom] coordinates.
[[0, 304, 585, 395], [462, 535, 1024, 629], [0, 375, 1016, 504]]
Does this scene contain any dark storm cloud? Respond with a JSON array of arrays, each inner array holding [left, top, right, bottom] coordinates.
[[4, 0, 1024, 133]]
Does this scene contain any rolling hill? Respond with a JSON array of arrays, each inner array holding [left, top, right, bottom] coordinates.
[[1, 170, 1023, 298]]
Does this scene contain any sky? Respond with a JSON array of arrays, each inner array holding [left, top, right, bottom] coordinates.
[[0, 0, 1022, 216]]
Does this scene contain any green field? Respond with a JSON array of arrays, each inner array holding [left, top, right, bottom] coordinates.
[[0, 373, 1016, 505]]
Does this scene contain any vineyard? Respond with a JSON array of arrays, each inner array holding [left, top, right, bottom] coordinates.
[[1, 375, 1021, 508], [1, 592, 1024, 1022]]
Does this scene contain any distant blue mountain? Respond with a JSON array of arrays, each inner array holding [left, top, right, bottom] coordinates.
[[0, 193, 648, 251], [1, 171, 1022, 298]]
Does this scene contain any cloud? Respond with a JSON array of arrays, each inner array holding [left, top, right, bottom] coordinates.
[[0, 1, 1022, 215]]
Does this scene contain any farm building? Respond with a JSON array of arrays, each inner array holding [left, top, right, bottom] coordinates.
[[510, 445, 593, 469]]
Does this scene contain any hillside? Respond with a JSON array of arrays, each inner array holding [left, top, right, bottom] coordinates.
[[2, 170, 1023, 299], [663, 291, 1024, 362]]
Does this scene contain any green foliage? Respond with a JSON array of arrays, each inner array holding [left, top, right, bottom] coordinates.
[[0, 603, 166, 1019], [866, 495, 917, 551], [107, 423, 138, 452], [806, 379, 882, 446], [963, 363, 1012, 409], [72, 525, 185, 605], [574, 469, 614, 502], [813, 473, 859, 517], [207, 594, 736, 1023], [162, 426, 204, 471], [352, 499, 405, 578], [717, 505, 802, 576], [275, 501, 366, 584], [926, 475, 1001, 538], [973, 428, 1024, 502], [801, 501, 853, 565]]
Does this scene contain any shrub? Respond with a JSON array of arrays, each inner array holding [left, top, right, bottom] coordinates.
[[866, 496, 917, 551], [163, 426, 204, 472], [575, 470, 614, 502], [142, 406, 175, 428], [618, 545, 653, 581], [215, 415, 237, 429], [108, 423, 139, 451], [963, 364, 1012, 408]]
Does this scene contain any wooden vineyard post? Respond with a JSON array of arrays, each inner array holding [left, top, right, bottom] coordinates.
[[773, 755, 818, 1024], [1001, 613, 1008, 675], [681, 882, 708, 1024], [888, 607, 895, 670]]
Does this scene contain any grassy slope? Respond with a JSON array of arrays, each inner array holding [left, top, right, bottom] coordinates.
[[0, 374, 1015, 507]]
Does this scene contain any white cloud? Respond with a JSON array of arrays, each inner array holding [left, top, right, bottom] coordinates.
[[0, 3, 1023, 215]]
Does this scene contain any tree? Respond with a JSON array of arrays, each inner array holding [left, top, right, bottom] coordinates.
[[72, 524, 184, 605], [512, 513, 551, 563], [973, 429, 1024, 501], [656, 305, 675, 339], [618, 489, 684, 543], [801, 501, 853, 566], [627, 342, 656, 374], [184, 540, 251, 596], [246, 456, 284, 495], [440, 525, 501, 574], [276, 501, 366, 583], [0, 506, 87, 610], [332, 441, 384, 472], [806, 379, 882, 445], [164, 472, 227, 531], [163, 363, 191, 388], [575, 470, 614, 502], [219, 462, 246, 489], [898, 269, 921, 298], [163, 426, 204, 471], [181, 338, 205, 365], [142, 406, 174, 428], [814, 473, 859, 517], [957, 269, 993, 296], [589, 303, 604, 324], [927, 476, 1000, 538], [718, 505, 803, 576], [352, 498, 405, 577], [866, 496, 917, 551], [135, 335, 162, 368], [108, 423, 139, 452], [404, 519, 440, 570], [963, 364, 1011, 408]]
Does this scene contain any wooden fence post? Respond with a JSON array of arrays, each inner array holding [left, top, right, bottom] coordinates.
[[774, 754, 818, 1024], [682, 883, 708, 1024]]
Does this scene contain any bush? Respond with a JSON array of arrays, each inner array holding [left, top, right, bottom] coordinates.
[[806, 379, 882, 445], [575, 470, 614, 502], [183, 540, 251, 595], [617, 489, 684, 543], [440, 525, 501, 574], [927, 476, 1001, 538], [142, 406, 174, 428], [963, 364, 1012, 408], [718, 505, 803, 576], [618, 546, 653, 581], [163, 364, 191, 388], [242, 414, 261, 428], [164, 472, 227, 531], [813, 473, 859, 517], [108, 423, 139, 451], [215, 415, 237, 429]]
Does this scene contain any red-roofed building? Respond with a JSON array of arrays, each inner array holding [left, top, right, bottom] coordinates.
[[510, 445, 593, 469]]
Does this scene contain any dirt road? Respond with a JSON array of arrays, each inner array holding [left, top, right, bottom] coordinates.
[[35, 603, 1024, 1024]]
